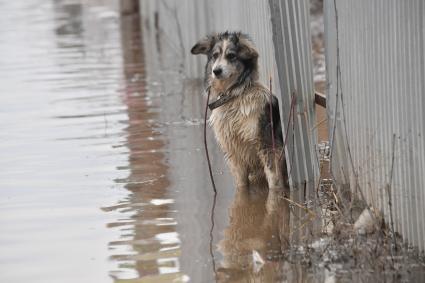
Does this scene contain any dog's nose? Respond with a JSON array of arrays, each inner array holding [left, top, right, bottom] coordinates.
[[213, 68, 222, 76]]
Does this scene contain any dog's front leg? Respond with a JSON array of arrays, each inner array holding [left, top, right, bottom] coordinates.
[[260, 150, 290, 213], [228, 159, 249, 188], [260, 150, 286, 190]]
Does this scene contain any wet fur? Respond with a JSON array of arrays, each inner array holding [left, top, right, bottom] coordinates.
[[191, 32, 288, 191]]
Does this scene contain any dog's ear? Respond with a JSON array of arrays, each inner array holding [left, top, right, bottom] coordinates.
[[191, 35, 216, 55], [238, 37, 259, 60]]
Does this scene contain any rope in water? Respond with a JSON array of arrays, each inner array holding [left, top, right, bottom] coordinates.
[[203, 87, 217, 194]]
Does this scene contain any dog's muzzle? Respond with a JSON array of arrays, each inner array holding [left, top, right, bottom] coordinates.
[[213, 68, 222, 77]]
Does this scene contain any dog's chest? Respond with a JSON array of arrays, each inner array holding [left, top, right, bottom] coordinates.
[[209, 101, 260, 149]]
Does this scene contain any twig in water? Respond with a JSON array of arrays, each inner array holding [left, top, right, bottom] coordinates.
[[311, 117, 328, 131], [386, 134, 397, 254], [283, 197, 316, 219], [203, 87, 218, 276], [269, 75, 276, 153], [209, 192, 217, 275], [204, 87, 217, 194], [279, 93, 296, 162], [269, 75, 282, 176]]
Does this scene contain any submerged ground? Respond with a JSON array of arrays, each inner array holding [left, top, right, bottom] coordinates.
[[1, 1, 424, 282]]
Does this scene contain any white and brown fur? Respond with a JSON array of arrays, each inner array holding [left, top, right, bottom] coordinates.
[[191, 32, 288, 193]]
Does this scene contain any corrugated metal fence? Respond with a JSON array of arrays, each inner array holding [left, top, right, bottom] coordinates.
[[325, 0, 425, 251], [139, 0, 319, 194]]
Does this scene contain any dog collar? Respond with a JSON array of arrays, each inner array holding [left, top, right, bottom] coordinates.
[[208, 93, 236, 110]]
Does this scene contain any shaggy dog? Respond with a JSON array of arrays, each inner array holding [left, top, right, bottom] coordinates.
[[191, 31, 288, 192]]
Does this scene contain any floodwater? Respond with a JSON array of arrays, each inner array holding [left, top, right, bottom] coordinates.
[[1, 1, 424, 283], [0, 1, 286, 282]]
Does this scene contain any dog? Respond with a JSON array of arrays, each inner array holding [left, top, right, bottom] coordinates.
[[191, 31, 288, 193]]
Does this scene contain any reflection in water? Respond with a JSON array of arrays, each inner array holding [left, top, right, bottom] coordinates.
[[217, 186, 289, 282], [106, 5, 184, 281]]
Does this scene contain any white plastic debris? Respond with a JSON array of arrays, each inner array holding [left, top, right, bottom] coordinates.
[[252, 250, 265, 273], [354, 208, 376, 234], [310, 238, 331, 251]]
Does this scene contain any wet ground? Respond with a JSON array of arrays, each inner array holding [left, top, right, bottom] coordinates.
[[1, 1, 425, 283]]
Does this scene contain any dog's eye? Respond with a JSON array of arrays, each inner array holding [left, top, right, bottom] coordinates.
[[227, 53, 236, 60], [213, 52, 220, 59]]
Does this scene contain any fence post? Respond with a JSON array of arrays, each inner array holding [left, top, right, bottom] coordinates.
[[268, 0, 320, 242], [121, 0, 139, 15]]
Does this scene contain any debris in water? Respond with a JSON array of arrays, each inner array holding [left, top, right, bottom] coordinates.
[[252, 250, 265, 273], [354, 208, 378, 234]]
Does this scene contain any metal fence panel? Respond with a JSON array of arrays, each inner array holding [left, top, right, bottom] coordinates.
[[325, 0, 425, 251]]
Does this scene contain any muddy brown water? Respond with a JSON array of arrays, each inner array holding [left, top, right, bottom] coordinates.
[[1, 1, 424, 283]]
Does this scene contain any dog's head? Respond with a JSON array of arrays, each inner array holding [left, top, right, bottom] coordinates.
[[191, 32, 259, 89]]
